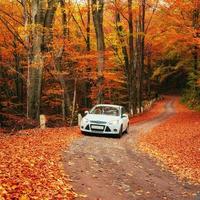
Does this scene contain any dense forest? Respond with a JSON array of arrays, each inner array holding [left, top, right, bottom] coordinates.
[[0, 0, 199, 128]]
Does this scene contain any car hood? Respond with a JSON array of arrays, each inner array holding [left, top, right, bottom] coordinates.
[[84, 114, 120, 122]]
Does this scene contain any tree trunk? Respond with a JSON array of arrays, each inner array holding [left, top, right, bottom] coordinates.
[[70, 78, 77, 126], [136, 18, 141, 112], [27, 0, 46, 120], [192, 3, 199, 71], [141, 0, 145, 105], [115, 1, 131, 112], [13, 37, 23, 111], [86, 0, 91, 51], [54, 49, 71, 118], [128, 0, 137, 114], [115, 0, 137, 114], [91, 0, 105, 104], [27, 0, 58, 120], [136, 0, 145, 113], [147, 51, 152, 100], [55, 0, 71, 119], [83, 0, 91, 107]]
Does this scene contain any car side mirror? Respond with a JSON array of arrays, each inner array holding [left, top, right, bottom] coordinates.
[[122, 114, 127, 118], [84, 110, 89, 115]]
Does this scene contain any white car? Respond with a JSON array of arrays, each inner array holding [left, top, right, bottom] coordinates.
[[80, 104, 129, 137]]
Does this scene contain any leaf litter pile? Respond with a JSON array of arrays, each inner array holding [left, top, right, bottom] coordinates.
[[0, 127, 81, 199], [139, 99, 200, 184]]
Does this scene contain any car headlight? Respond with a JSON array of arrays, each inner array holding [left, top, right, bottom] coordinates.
[[82, 118, 89, 124], [109, 120, 119, 125]]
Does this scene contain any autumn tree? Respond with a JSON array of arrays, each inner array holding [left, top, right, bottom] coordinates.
[[91, 0, 105, 103], [22, 0, 59, 120], [136, 0, 146, 112], [1, 0, 199, 128]]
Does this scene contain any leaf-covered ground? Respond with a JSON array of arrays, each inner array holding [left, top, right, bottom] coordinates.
[[0, 128, 81, 199], [1, 97, 198, 199], [138, 98, 200, 184], [129, 97, 169, 124]]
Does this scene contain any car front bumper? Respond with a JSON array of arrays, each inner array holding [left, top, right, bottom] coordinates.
[[80, 123, 121, 134]]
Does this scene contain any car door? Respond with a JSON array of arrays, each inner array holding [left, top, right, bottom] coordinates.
[[121, 107, 128, 131]]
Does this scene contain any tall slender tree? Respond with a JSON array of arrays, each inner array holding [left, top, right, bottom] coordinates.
[[128, 0, 137, 114], [114, 0, 137, 114], [136, 0, 146, 112], [91, 0, 105, 103]]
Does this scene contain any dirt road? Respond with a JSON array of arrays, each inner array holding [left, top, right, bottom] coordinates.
[[63, 100, 200, 200]]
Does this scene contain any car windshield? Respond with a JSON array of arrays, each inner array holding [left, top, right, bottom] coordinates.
[[90, 106, 120, 116]]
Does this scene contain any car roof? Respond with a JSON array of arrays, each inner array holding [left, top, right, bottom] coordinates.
[[94, 104, 122, 108]]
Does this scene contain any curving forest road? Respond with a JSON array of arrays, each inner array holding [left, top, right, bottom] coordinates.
[[63, 100, 200, 200]]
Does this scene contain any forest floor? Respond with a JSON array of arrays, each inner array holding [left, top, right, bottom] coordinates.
[[0, 128, 80, 199], [138, 97, 200, 185], [63, 96, 200, 200], [0, 96, 200, 199]]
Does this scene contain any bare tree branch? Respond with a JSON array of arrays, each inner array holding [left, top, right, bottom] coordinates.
[[71, 14, 87, 44], [0, 8, 24, 26], [0, 16, 27, 49], [145, 0, 159, 33]]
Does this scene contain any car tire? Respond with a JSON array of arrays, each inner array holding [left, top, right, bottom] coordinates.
[[125, 123, 129, 134], [117, 125, 123, 138], [81, 131, 87, 135]]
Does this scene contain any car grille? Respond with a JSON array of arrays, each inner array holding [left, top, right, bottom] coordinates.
[[90, 120, 107, 124]]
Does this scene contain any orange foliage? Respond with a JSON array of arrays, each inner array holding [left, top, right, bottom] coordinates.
[[0, 128, 81, 199], [129, 97, 169, 124], [139, 98, 200, 184]]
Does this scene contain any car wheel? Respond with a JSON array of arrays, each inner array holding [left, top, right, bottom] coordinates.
[[117, 125, 123, 138], [81, 131, 87, 135], [125, 123, 129, 134]]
